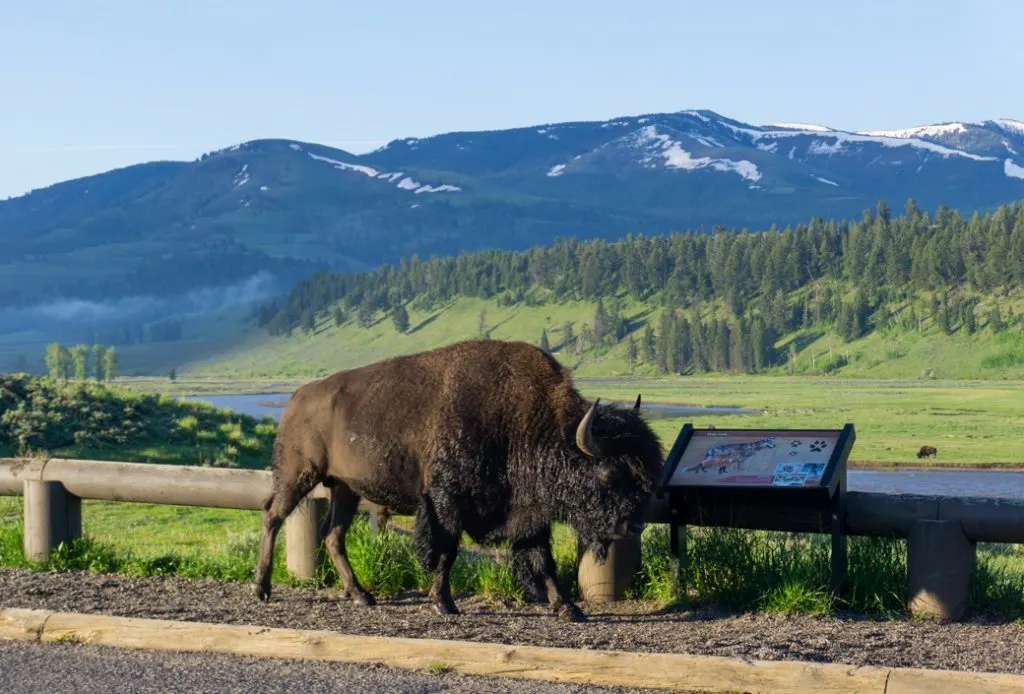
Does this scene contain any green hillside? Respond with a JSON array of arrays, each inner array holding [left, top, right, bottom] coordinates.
[[184, 291, 1024, 381]]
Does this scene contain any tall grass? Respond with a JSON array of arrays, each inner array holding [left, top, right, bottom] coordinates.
[[1, 507, 1020, 620]]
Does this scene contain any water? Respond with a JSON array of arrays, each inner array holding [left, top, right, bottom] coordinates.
[[181, 392, 1024, 499]]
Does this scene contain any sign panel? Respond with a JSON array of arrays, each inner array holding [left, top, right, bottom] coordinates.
[[666, 429, 844, 489]]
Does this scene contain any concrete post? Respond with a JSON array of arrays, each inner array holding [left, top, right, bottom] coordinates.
[[23, 481, 80, 563], [285, 497, 328, 581], [577, 535, 642, 603], [907, 519, 976, 621]]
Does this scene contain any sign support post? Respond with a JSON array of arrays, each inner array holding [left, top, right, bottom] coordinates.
[[656, 423, 856, 601]]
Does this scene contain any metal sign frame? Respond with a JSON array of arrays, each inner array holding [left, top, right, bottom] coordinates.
[[656, 423, 856, 596]]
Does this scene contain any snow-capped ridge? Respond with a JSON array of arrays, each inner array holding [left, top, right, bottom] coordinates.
[[768, 122, 834, 132], [859, 122, 969, 139]]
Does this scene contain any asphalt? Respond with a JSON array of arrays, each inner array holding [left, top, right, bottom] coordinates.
[[0, 640, 686, 694]]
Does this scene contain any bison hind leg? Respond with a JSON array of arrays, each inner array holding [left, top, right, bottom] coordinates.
[[414, 489, 462, 616], [414, 496, 442, 572], [510, 548, 547, 603]]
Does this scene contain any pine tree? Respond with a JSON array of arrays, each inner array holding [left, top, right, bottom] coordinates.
[[539, 328, 551, 354], [626, 335, 638, 372], [989, 304, 1005, 333], [392, 304, 410, 333], [333, 307, 346, 327], [562, 321, 574, 352], [477, 308, 488, 338], [300, 309, 315, 334], [641, 324, 656, 365]]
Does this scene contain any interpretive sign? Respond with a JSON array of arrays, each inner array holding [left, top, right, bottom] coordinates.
[[665, 428, 847, 491], [657, 423, 855, 595]]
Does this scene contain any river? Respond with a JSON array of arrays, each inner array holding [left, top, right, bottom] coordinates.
[[182, 392, 1024, 499]]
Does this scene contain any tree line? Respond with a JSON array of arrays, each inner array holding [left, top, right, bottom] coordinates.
[[44, 343, 119, 382], [256, 198, 1024, 373]]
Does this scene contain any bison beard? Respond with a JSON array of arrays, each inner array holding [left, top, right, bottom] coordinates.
[[252, 339, 663, 622]]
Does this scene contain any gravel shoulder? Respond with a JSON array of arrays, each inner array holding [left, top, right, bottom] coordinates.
[[2, 568, 1022, 676]]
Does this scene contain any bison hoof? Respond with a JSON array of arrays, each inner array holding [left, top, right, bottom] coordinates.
[[254, 582, 271, 603], [349, 590, 376, 607], [557, 604, 587, 623], [432, 599, 460, 617]]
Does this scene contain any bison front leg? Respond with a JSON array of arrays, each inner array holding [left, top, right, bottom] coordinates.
[[511, 532, 586, 623], [324, 483, 376, 607], [414, 489, 462, 616]]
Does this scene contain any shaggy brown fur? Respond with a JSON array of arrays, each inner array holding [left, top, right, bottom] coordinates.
[[253, 339, 663, 622]]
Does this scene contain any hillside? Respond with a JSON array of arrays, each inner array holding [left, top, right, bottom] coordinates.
[[3, 109, 1023, 320], [179, 197, 1024, 381], [183, 292, 1024, 382]]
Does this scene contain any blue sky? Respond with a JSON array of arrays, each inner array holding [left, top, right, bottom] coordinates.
[[2, 0, 1022, 199]]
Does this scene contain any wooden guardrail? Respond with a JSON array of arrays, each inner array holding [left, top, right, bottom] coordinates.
[[2, 457, 1022, 620]]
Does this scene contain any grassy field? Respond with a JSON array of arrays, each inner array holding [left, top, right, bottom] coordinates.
[[119, 374, 1024, 468], [1, 496, 1022, 619]]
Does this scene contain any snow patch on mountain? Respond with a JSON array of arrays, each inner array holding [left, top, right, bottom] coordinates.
[[1005, 159, 1024, 180], [547, 164, 566, 177], [769, 122, 834, 132], [288, 143, 303, 152], [860, 123, 968, 139], [633, 126, 761, 183], [232, 164, 250, 189], [691, 134, 724, 148], [995, 119, 1024, 136], [719, 121, 998, 162], [309, 153, 380, 178], [812, 175, 839, 187], [309, 153, 460, 194], [680, 110, 711, 124]]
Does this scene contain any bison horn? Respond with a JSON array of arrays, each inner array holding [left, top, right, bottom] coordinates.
[[633, 394, 642, 412], [576, 399, 607, 458]]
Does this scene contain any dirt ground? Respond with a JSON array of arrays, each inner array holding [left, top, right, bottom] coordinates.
[[2, 568, 1021, 675]]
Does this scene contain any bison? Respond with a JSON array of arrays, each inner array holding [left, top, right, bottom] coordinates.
[[917, 445, 937, 459], [253, 339, 663, 622]]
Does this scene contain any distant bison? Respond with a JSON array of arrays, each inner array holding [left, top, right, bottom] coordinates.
[[917, 445, 937, 459], [254, 339, 663, 622]]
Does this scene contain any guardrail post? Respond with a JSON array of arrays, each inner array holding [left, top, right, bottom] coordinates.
[[577, 535, 642, 603], [285, 497, 329, 581], [23, 481, 80, 563], [907, 519, 976, 621]]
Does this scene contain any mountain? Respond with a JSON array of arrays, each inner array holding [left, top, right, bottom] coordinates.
[[2, 109, 1023, 320]]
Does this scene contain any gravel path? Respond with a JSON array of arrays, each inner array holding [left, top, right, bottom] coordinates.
[[0, 640, 679, 694], [2, 568, 1022, 675]]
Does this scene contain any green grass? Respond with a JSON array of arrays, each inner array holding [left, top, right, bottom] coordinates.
[[0, 374, 277, 468], [2, 497, 1021, 620], [117, 375, 1024, 468], [586, 376, 1024, 467]]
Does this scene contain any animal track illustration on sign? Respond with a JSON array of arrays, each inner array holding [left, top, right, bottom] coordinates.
[[669, 429, 841, 488]]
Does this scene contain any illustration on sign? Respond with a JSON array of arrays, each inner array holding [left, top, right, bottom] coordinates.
[[669, 430, 840, 488]]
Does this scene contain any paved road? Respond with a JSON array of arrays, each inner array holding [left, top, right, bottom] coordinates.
[[0, 640, 685, 694]]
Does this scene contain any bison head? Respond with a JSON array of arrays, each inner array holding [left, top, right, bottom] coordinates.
[[566, 395, 663, 561]]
